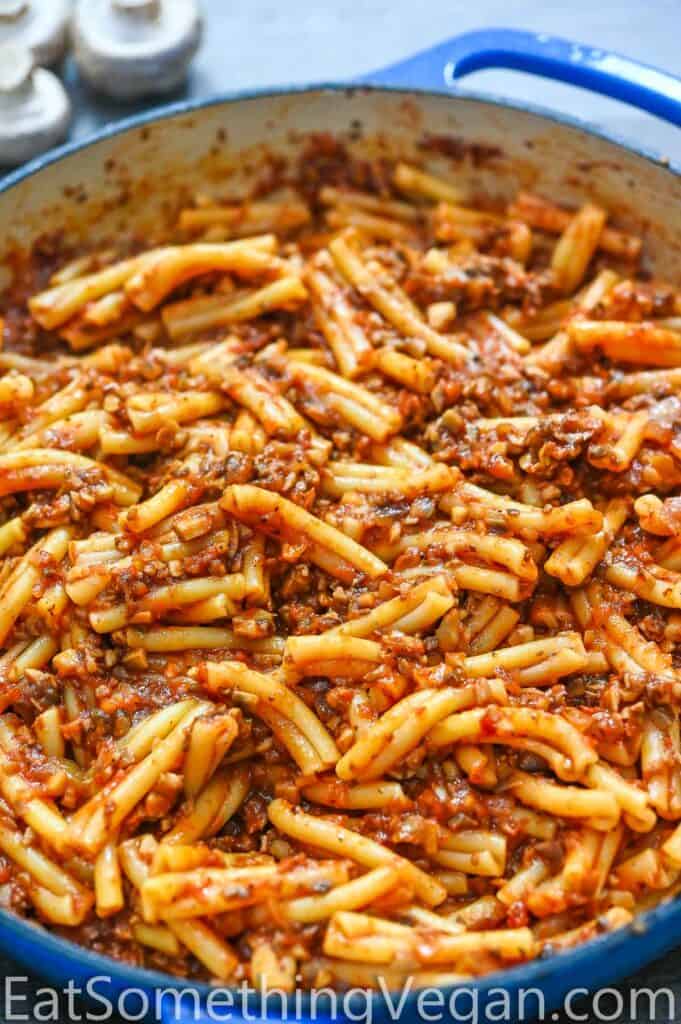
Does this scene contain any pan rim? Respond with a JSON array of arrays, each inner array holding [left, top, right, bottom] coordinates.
[[0, 80, 679, 199]]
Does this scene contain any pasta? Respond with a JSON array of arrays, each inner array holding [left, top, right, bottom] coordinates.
[[0, 138, 678, 992]]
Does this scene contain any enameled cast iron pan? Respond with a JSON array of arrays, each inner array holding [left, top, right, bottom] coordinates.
[[1, 27, 681, 1024]]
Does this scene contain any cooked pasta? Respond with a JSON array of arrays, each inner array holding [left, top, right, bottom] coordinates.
[[0, 138, 677, 991]]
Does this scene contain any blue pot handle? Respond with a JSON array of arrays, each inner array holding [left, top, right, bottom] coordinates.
[[361, 27, 681, 127]]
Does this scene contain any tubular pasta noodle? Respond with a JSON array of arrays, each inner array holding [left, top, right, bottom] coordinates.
[[124, 237, 277, 311], [322, 460, 454, 498], [0, 749, 71, 852], [94, 841, 124, 917], [268, 799, 446, 907], [326, 205, 418, 241], [462, 632, 588, 685], [374, 347, 437, 393], [389, 525, 536, 577], [0, 516, 27, 556], [432, 204, 532, 264], [126, 392, 225, 434], [29, 256, 143, 329], [165, 766, 250, 844], [7, 378, 90, 445], [497, 859, 549, 907], [586, 762, 655, 832], [0, 816, 90, 912], [551, 203, 606, 294], [178, 200, 310, 236], [124, 625, 284, 653], [508, 191, 641, 259], [545, 498, 629, 585], [288, 359, 403, 441], [587, 411, 649, 472], [218, 365, 306, 437], [635, 495, 681, 537], [285, 633, 383, 678], [89, 574, 246, 632], [336, 687, 484, 781], [605, 560, 681, 609], [70, 702, 211, 855], [613, 847, 678, 894], [305, 256, 374, 379], [569, 319, 681, 366], [455, 743, 498, 788], [597, 600, 677, 681], [59, 309, 145, 352], [446, 482, 602, 537], [0, 527, 71, 646], [162, 276, 307, 339], [250, 943, 296, 992], [34, 706, 65, 758], [433, 829, 506, 877], [283, 865, 404, 923], [142, 860, 350, 920], [221, 484, 386, 581], [0, 450, 140, 506], [641, 709, 681, 821], [427, 705, 597, 779], [329, 231, 469, 365], [320, 185, 421, 222], [323, 910, 536, 965], [509, 771, 620, 828], [201, 661, 340, 768], [13, 409, 107, 453], [300, 780, 409, 811], [525, 269, 618, 371], [526, 828, 616, 916], [482, 312, 531, 354], [253, 702, 325, 775], [183, 712, 239, 797], [608, 366, 681, 399], [393, 163, 466, 204], [464, 599, 520, 655], [164, 920, 239, 980]]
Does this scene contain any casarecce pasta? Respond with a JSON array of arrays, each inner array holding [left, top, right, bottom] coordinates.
[[0, 137, 679, 990]]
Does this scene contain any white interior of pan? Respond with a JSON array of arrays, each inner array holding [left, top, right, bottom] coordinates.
[[0, 88, 680, 276]]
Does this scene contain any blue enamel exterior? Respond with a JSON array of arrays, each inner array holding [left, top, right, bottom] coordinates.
[[363, 27, 681, 127], [0, 26, 680, 1024]]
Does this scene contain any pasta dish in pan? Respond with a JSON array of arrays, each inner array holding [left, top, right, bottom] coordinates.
[[0, 138, 679, 988]]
